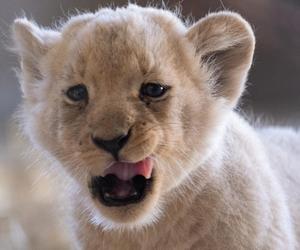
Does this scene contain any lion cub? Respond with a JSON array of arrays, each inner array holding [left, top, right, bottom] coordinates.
[[12, 4, 299, 250]]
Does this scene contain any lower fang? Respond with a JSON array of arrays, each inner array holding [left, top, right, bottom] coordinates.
[[104, 192, 111, 198]]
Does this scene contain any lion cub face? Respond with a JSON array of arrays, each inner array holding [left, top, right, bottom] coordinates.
[[12, 5, 254, 228]]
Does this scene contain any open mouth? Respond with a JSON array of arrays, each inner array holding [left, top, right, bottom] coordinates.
[[89, 158, 154, 207]]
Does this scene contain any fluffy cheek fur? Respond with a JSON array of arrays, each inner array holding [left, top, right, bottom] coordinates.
[[154, 97, 226, 193]]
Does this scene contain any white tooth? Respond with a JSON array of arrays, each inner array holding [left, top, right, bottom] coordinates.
[[104, 192, 111, 198]]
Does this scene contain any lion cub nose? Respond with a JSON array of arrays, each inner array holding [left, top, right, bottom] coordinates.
[[92, 130, 131, 160]]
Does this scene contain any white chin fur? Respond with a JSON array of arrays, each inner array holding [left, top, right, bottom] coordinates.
[[86, 200, 165, 232]]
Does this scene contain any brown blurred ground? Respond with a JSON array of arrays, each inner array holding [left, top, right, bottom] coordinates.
[[0, 0, 299, 249]]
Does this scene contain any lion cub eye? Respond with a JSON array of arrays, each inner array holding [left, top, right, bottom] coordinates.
[[66, 84, 88, 102], [140, 83, 169, 98]]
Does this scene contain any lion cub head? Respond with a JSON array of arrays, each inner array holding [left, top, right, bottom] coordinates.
[[12, 5, 254, 229]]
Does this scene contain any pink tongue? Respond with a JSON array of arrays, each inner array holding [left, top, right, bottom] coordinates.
[[103, 158, 153, 181]]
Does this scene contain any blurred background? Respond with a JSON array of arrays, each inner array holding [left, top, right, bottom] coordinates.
[[0, 0, 299, 249]]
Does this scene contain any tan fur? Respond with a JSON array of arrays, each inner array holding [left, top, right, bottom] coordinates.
[[12, 4, 299, 249]]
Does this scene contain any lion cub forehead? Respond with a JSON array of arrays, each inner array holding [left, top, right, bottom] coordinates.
[[62, 5, 186, 37], [57, 5, 188, 81]]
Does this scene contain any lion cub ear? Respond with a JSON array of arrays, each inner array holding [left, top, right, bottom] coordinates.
[[12, 18, 60, 99], [186, 12, 255, 107]]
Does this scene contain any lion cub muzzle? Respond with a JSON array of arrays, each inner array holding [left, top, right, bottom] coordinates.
[[89, 158, 154, 207]]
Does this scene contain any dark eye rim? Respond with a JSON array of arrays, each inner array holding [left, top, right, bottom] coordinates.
[[140, 82, 171, 99], [65, 84, 88, 102]]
